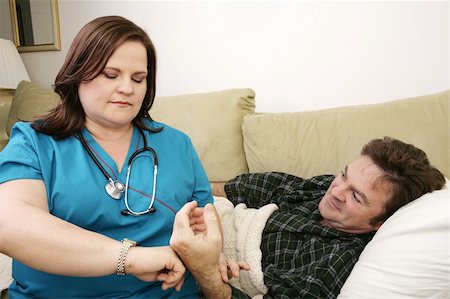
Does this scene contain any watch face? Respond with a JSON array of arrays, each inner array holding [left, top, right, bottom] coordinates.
[[123, 238, 137, 246]]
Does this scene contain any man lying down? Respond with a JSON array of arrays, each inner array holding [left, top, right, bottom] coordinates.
[[170, 137, 445, 299]]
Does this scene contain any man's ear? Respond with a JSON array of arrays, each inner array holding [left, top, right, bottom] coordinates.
[[373, 221, 384, 231]]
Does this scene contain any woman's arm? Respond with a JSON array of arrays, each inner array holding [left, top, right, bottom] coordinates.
[[0, 179, 185, 290]]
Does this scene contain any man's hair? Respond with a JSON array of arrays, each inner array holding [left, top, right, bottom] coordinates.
[[362, 137, 445, 225]]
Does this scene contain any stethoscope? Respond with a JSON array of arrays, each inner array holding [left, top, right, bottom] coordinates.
[[78, 128, 158, 216]]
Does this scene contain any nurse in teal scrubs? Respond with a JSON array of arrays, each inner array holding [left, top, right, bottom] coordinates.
[[0, 16, 214, 298]]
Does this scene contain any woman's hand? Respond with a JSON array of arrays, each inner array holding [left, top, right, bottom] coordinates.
[[125, 246, 186, 291], [218, 252, 250, 283]]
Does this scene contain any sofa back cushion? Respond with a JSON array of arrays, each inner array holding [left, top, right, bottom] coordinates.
[[6, 82, 255, 181], [151, 88, 255, 181], [6, 80, 61, 137], [242, 90, 449, 178]]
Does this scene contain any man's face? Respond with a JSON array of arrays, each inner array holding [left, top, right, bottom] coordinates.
[[318, 155, 391, 234]]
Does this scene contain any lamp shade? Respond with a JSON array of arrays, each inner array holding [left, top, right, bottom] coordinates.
[[0, 38, 30, 89]]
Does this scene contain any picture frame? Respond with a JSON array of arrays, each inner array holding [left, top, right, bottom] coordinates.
[[10, 0, 61, 52]]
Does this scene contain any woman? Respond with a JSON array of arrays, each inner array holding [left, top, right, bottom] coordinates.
[[0, 16, 213, 298]]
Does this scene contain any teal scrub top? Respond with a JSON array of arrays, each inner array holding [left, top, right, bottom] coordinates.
[[0, 120, 213, 298]]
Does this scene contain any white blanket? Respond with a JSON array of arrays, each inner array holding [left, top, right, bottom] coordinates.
[[214, 196, 278, 298], [0, 253, 12, 292]]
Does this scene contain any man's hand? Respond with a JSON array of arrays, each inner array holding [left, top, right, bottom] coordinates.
[[218, 252, 250, 283], [170, 201, 231, 298], [187, 203, 207, 235], [170, 201, 222, 273]]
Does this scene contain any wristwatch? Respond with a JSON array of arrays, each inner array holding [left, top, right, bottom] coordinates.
[[116, 238, 137, 275]]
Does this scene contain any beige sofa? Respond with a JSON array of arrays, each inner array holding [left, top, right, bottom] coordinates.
[[0, 81, 449, 298]]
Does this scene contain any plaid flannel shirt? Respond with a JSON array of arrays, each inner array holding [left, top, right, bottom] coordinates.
[[225, 172, 374, 299]]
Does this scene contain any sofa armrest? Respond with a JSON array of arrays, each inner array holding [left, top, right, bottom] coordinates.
[[0, 91, 13, 151], [0, 140, 8, 152]]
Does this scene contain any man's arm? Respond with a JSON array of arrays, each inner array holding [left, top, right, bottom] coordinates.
[[217, 172, 307, 208], [214, 173, 335, 209], [210, 181, 227, 197], [170, 201, 231, 299]]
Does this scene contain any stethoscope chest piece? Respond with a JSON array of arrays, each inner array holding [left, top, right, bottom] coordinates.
[[105, 180, 125, 200]]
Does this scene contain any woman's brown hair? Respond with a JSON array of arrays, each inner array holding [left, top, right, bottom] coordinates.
[[32, 15, 161, 138], [363, 137, 445, 225]]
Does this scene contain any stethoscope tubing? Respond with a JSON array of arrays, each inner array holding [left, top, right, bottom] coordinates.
[[78, 131, 112, 181], [78, 128, 158, 216], [124, 160, 157, 216]]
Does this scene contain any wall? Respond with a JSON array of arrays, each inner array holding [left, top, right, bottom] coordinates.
[[1, 0, 448, 112], [1, 0, 13, 41]]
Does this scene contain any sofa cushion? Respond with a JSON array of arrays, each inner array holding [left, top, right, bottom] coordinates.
[[242, 90, 449, 178], [6, 82, 255, 181], [337, 179, 450, 299], [6, 80, 61, 137], [151, 88, 255, 181]]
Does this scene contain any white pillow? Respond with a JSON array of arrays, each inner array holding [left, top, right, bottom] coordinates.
[[338, 179, 450, 299]]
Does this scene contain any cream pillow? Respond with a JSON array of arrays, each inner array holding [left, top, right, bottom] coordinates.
[[338, 179, 450, 299], [151, 89, 255, 181]]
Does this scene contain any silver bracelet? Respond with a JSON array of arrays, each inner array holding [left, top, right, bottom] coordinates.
[[116, 238, 137, 276]]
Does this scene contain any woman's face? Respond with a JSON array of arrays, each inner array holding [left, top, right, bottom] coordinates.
[[78, 40, 148, 130]]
